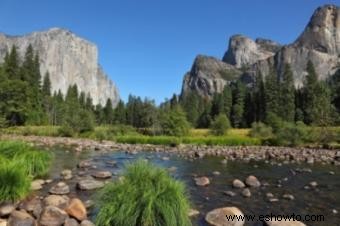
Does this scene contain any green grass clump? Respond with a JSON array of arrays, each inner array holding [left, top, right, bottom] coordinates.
[[95, 160, 192, 226], [0, 159, 31, 202], [0, 141, 53, 178]]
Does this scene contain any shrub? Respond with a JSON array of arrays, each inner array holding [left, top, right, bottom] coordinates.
[[58, 124, 75, 137], [265, 113, 284, 133], [160, 107, 191, 136], [249, 122, 273, 139], [271, 121, 308, 146], [210, 114, 231, 136], [109, 124, 138, 136], [95, 160, 192, 226], [0, 159, 31, 202]]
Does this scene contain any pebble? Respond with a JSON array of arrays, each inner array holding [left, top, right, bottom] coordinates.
[[242, 188, 251, 198], [283, 194, 295, 200]]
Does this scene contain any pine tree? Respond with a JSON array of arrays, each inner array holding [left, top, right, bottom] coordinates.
[[254, 73, 266, 122], [114, 100, 126, 124], [222, 85, 232, 118], [279, 64, 295, 121], [42, 72, 52, 97], [210, 93, 223, 118], [4, 45, 20, 80], [103, 99, 114, 124], [231, 81, 246, 128], [265, 67, 280, 120]]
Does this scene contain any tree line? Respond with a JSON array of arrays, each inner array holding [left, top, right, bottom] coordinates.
[[1, 45, 339, 134]]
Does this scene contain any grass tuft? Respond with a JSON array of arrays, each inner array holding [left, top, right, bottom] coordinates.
[[0, 159, 31, 202], [95, 160, 192, 226]]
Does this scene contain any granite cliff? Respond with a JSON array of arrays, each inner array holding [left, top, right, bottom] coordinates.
[[0, 28, 119, 106], [182, 4, 340, 98]]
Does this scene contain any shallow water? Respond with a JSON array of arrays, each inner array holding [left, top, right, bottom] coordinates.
[[40, 146, 340, 226]]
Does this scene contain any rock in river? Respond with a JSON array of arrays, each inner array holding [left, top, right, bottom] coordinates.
[[205, 207, 244, 226], [43, 195, 70, 209], [8, 210, 36, 226], [241, 188, 251, 198], [0, 204, 15, 217], [245, 175, 261, 187], [194, 177, 210, 186], [39, 206, 68, 226], [77, 179, 104, 190], [92, 171, 112, 179], [232, 179, 245, 188], [49, 182, 70, 195], [64, 218, 79, 226], [65, 198, 87, 221]]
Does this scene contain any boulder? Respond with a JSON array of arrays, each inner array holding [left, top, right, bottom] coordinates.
[[245, 175, 261, 187], [64, 218, 79, 226], [77, 179, 104, 190], [205, 207, 244, 226], [65, 199, 87, 221], [0, 204, 15, 217], [61, 170, 73, 180], [188, 209, 200, 217], [80, 220, 95, 226], [232, 179, 245, 188], [92, 171, 112, 179], [31, 180, 44, 191], [241, 188, 251, 198], [49, 182, 70, 195], [19, 196, 42, 218], [194, 177, 210, 186], [7, 210, 36, 226], [39, 206, 68, 226], [43, 195, 70, 209]]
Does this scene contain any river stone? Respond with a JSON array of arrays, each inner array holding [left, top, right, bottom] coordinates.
[[78, 161, 92, 168], [224, 191, 236, 197], [43, 195, 70, 209], [31, 179, 44, 191], [264, 219, 306, 226], [65, 199, 87, 221], [39, 206, 68, 226], [205, 207, 244, 226], [61, 170, 73, 180], [241, 188, 251, 198], [80, 220, 95, 226], [245, 175, 261, 187], [0, 204, 15, 217], [188, 209, 200, 217], [64, 218, 79, 226], [8, 210, 36, 226], [77, 179, 104, 190], [0, 219, 7, 226], [194, 177, 210, 186], [309, 181, 318, 187], [49, 182, 70, 195], [92, 171, 112, 179], [232, 179, 245, 188], [282, 194, 295, 200], [20, 196, 42, 218]]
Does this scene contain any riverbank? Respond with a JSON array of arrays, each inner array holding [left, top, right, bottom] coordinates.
[[1, 134, 339, 165]]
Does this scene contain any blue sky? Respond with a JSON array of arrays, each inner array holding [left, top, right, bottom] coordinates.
[[0, 0, 339, 104]]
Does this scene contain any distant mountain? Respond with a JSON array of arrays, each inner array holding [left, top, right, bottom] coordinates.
[[0, 28, 119, 106], [182, 4, 340, 98]]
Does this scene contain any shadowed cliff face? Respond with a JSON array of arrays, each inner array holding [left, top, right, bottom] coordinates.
[[182, 4, 340, 98], [0, 28, 119, 107]]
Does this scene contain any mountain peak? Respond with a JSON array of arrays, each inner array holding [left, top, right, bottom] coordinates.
[[294, 4, 339, 54]]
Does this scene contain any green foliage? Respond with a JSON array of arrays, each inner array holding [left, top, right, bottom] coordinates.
[[249, 122, 273, 139], [279, 64, 295, 121], [160, 107, 190, 136], [0, 141, 53, 177], [95, 160, 192, 226], [231, 81, 246, 128], [0, 160, 31, 202], [109, 124, 137, 136], [270, 121, 308, 146], [264, 67, 280, 119], [210, 114, 231, 135]]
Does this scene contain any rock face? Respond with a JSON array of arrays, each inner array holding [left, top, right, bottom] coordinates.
[[223, 35, 280, 68], [181, 55, 241, 98], [181, 4, 340, 98], [0, 28, 119, 106]]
